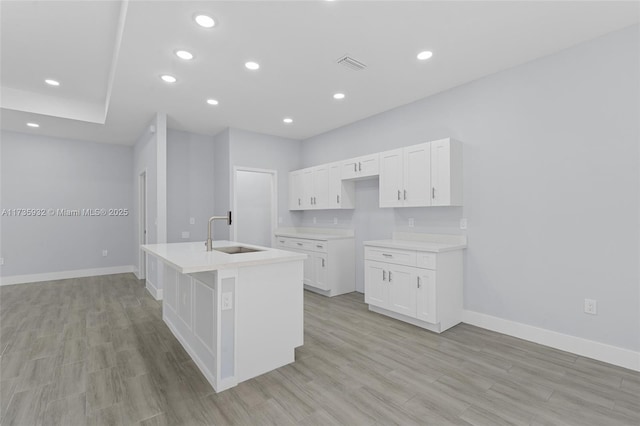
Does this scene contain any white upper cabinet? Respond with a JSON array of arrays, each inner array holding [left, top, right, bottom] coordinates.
[[379, 142, 431, 208], [431, 138, 463, 206], [341, 153, 379, 180], [289, 138, 462, 211]]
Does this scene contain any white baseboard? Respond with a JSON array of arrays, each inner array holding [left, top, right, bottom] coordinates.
[[0, 265, 136, 286], [463, 310, 640, 372], [145, 278, 163, 300]]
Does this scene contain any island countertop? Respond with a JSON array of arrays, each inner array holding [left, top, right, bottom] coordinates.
[[141, 240, 307, 274]]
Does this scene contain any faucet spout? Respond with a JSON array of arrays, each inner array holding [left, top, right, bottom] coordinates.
[[205, 211, 232, 251]]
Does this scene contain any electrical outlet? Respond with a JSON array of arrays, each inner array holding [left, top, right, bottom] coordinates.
[[333, 217, 338, 225], [222, 292, 233, 310], [181, 231, 190, 239], [408, 218, 415, 228], [313, 217, 317, 224], [102, 250, 108, 257], [189, 217, 195, 225], [584, 298, 597, 315], [0, 258, 4, 266], [460, 218, 468, 230]]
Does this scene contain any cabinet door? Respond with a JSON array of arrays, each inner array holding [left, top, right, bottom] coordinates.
[[327, 163, 341, 209], [341, 158, 359, 180], [163, 264, 177, 312], [312, 253, 329, 290], [289, 171, 303, 210], [387, 265, 417, 317], [404, 143, 431, 207], [302, 250, 314, 286], [178, 273, 192, 329], [416, 269, 437, 324], [301, 169, 314, 209], [357, 154, 380, 177], [431, 139, 451, 206], [312, 166, 329, 209], [379, 149, 404, 208], [364, 261, 387, 308]]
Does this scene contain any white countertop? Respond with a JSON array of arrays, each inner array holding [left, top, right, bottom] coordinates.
[[141, 241, 307, 274], [274, 227, 354, 241], [364, 232, 467, 253]]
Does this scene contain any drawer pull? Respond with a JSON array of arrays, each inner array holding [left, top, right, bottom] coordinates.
[[382, 253, 393, 258], [417, 276, 421, 288], [382, 270, 386, 281], [297, 243, 303, 246], [279, 240, 285, 244], [388, 271, 392, 282], [316, 245, 323, 248]]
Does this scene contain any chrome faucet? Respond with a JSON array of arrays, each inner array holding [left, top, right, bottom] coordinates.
[[206, 211, 232, 251]]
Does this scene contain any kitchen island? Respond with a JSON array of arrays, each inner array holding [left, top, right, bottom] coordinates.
[[141, 240, 306, 392]]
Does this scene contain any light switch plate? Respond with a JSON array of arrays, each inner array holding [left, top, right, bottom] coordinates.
[[334, 217, 338, 225], [189, 217, 195, 225], [222, 292, 233, 310], [0, 258, 4, 266], [584, 299, 597, 315], [460, 218, 468, 230], [408, 218, 415, 228], [313, 217, 317, 224], [181, 231, 190, 239], [102, 250, 108, 257]]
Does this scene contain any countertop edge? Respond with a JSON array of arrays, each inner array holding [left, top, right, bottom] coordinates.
[[363, 240, 467, 253]]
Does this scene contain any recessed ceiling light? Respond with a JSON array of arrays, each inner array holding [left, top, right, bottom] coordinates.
[[45, 79, 60, 86], [194, 14, 215, 28], [333, 93, 345, 100], [206, 99, 219, 106], [245, 61, 260, 71], [160, 74, 177, 83], [417, 51, 433, 61], [283, 117, 293, 124], [175, 50, 194, 60], [27, 122, 40, 128]]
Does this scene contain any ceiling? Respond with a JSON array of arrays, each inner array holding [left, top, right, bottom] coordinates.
[[1, 1, 638, 145]]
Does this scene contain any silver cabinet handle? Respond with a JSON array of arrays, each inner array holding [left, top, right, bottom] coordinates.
[[417, 276, 421, 288], [382, 270, 386, 281], [321, 258, 325, 267], [298, 198, 301, 206], [354, 163, 357, 172], [397, 190, 401, 200], [382, 253, 393, 258], [297, 242, 303, 246], [359, 162, 362, 171], [432, 187, 436, 199], [404, 190, 407, 200], [388, 271, 392, 282], [316, 245, 323, 248], [337, 194, 340, 204], [279, 240, 285, 244]]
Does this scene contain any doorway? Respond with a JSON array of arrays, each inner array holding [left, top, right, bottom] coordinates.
[[138, 170, 147, 279], [233, 167, 277, 247]]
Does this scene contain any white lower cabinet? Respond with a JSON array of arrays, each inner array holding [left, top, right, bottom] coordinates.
[[276, 232, 354, 297], [364, 243, 463, 333]]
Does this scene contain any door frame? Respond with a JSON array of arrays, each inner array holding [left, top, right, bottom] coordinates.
[[138, 169, 148, 280], [231, 166, 278, 247]]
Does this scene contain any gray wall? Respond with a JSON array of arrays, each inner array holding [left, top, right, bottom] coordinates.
[[299, 25, 640, 351], [167, 129, 215, 243], [0, 131, 134, 276], [213, 128, 231, 240]]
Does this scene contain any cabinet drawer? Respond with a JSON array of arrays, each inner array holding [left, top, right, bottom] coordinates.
[[416, 252, 436, 270], [309, 241, 327, 253], [365, 247, 416, 266], [276, 236, 327, 253]]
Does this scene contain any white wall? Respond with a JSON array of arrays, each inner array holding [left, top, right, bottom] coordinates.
[[0, 131, 134, 278], [299, 25, 640, 351], [167, 129, 215, 243], [213, 128, 231, 240]]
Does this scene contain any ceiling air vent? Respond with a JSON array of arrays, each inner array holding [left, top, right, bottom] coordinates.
[[336, 55, 367, 71]]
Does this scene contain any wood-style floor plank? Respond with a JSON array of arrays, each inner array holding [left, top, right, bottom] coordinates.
[[0, 273, 638, 425]]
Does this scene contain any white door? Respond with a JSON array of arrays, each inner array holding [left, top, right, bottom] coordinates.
[[235, 170, 274, 247], [404, 143, 431, 207], [379, 149, 404, 208], [416, 269, 437, 324], [431, 139, 451, 206], [302, 250, 314, 286], [387, 265, 417, 317], [312, 166, 329, 209], [138, 171, 147, 279], [364, 261, 387, 307]]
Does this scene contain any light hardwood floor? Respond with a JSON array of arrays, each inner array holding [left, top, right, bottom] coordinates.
[[0, 273, 638, 425]]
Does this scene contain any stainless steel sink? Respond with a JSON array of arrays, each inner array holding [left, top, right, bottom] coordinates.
[[214, 246, 263, 254]]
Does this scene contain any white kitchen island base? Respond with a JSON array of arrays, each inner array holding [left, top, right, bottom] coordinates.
[[143, 241, 305, 393]]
